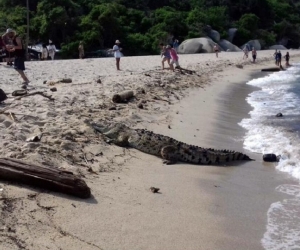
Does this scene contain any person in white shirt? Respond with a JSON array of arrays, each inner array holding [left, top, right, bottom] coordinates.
[[113, 40, 122, 70], [48, 40, 56, 60]]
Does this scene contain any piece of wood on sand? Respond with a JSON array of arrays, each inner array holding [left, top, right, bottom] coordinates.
[[0, 158, 91, 198], [261, 67, 281, 72], [112, 90, 134, 103]]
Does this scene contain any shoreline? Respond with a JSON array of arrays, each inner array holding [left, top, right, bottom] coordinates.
[[1, 51, 300, 249]]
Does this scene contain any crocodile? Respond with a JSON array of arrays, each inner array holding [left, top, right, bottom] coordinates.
[[88, 121, 253, 165]]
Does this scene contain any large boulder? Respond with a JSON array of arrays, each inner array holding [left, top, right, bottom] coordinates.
[[218, 39, 241, 52], [242, 40, 261, 50], [208, 30, 220, 42], [178, 38, 215, 54], [228, 28, 238, 42], [269, 45, 287, 50]]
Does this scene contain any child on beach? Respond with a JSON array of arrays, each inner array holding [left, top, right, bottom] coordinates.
[[160, 45, 171, 70], [213, 43, 219, 58], [243, 46, 249, 59], [166, 45, 180, 71]]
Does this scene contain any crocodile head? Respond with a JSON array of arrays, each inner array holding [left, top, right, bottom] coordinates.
[[90, 121, 128, 139]]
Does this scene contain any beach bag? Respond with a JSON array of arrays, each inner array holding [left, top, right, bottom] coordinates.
[[0, 88, 7, 102]]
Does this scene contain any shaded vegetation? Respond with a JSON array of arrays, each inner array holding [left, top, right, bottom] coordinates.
[[0, 0, 300, 58]]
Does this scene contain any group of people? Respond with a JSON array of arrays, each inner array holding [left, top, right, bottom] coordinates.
[[243, 46, 257, 63], [110, 38, 181, 71], [273, 50, 290, 67], [159, 43, 180, 71], [40, 40, 57, 60]]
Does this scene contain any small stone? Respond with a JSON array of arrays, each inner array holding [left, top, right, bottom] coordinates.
[[50, 87, 57, 92], [150, 187, 160, 193]]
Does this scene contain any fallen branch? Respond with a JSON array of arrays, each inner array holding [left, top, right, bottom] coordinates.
[[0, 158, 91, 198], [15, 91, 54, 101]]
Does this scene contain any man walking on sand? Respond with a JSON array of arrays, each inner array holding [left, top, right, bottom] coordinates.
[[4, 29, 29, 85], [113, 40, 122, 70], [252, 47, 257, 63]]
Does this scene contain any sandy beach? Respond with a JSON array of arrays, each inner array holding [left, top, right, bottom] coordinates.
[[1, 50, 300, 250]]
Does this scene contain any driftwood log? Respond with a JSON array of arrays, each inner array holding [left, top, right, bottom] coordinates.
[[0, 158, 91, 198], [112, 90, 134, 103], [261, 67, 281, 72]]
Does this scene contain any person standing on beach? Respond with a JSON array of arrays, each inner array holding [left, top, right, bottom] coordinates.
[[213, 43, 219, 58], [284, 52, 290, 67], [166, 45, 180, 71], [161, 45, 171, 70], [243, 46, 249, 59], [48, 40, 56, 60], [41, 43, 48, 60], [173, 39, 179, 52], [113, 40, 122, 70], [277, 50, 282, 67], [4, 29, 29, 85], [274, 50, 278, 65], [252, 47, 257, 63], [2, 28, 15, 66], [78, 41, 84, 59]]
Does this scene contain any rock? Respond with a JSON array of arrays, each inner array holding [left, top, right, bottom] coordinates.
[[59, 78, 72, 83], [96, 78, 101, 83], [228, 28, 238, 42], [276, 113, 283, 117], [269, 45, 287, 50], [236, 64, 243, 69], [279, 37, 289, 47], [242, 40, 261, 51], [150, 187, 160, 193], [0, 89, 7, 102], [208, 30, 220, 42], [263, 154, 280, 162], [218, 39, 242, 52], [26, 134, 43, 142], [50, 87, 57, 92], [178, 38, 215, 54]]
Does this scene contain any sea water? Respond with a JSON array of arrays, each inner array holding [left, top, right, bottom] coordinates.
[[239, 64, 300, 249]]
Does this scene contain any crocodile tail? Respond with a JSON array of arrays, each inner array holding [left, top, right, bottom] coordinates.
[[234, 152, 254, 161]]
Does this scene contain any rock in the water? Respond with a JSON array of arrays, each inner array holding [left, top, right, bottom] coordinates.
[[242, 40, 261, 51], [269, 45, 287, 50], [263, 154, 280, 162], [178, 38, 215, 54], [218, 39, 241, 52], [276, 113, 283, 117]]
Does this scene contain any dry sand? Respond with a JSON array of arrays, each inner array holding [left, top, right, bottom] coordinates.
[[1, 50, 300, 249]]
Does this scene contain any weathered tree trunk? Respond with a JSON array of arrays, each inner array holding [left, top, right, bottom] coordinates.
[[0, 158, 91, 198], [112, 90, 134, 103]]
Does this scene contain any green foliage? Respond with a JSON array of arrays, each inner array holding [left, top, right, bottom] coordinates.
[[0, 0, 299, 58]]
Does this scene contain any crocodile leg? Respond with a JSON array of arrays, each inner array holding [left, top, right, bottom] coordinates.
[[161, 145, 178, 165]]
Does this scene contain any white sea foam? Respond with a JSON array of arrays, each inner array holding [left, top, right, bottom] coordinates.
[[240, 64, 300, 249], [261, 185, 300, 250], [240, 64, 300, 180]]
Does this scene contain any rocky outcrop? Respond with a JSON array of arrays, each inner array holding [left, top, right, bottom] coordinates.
[[228, 28, 238, 43], [242, 40, 261, 50], [208, 30, 220, 42], [269, 45, 287, 50], [218, 39, 241, 52], [178, 38, 215, 54]]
